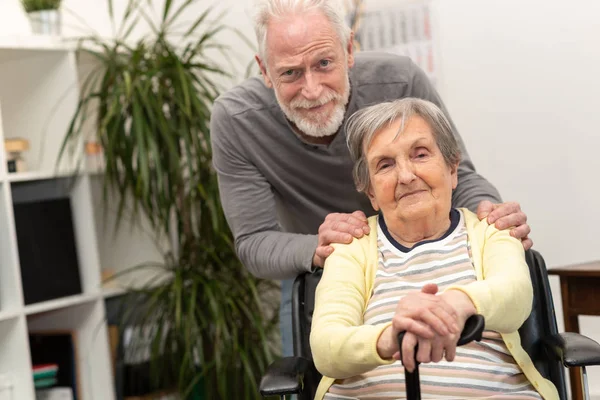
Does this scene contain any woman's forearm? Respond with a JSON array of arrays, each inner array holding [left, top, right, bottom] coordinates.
[[440, 289, 477, 326]]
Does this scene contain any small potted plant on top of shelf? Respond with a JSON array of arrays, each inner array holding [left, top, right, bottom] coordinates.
[[21, 0, 62, 36]]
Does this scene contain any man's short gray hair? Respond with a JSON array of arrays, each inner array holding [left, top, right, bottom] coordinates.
[[346, 98, 462, 194], [253, 0, 351, 62]]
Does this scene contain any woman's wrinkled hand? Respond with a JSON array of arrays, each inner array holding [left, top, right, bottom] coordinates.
[[395, 288, 478, 370], [395, 331, 459, 372], [377, 286, 477, 368], [377, 283, 460, 359], [391, 283, 459, 339]]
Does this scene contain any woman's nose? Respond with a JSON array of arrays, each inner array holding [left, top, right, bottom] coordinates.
[[396, 162, 417, 184]]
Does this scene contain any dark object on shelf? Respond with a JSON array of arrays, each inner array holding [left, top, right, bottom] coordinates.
[[104, 295, 203, 400], [7, 159, 18, 173], [29, 332, 79, 400], [5, 137, 29, 173], [13, 196, 82, 305]]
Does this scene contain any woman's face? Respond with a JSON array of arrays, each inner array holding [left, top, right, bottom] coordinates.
[[365, 116, 458, 224]]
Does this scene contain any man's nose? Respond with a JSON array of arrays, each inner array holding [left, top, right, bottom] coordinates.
[[301, 72, 323, 100]]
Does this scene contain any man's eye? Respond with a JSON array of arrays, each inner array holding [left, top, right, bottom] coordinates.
[[319, 60, 330, 67], [283, 70, 294, 76]]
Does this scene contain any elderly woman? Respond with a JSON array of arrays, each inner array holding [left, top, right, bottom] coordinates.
[[309, 98, 558, 400]]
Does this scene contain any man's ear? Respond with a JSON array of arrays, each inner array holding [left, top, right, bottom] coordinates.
[[255, 55, 273, 88], [346, 32, 355, 68]]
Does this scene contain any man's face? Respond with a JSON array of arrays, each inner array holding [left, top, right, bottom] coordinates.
[[256, 11, 354, 138]]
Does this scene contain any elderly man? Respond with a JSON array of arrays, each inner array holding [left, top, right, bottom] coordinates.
[[209, 0, 531, 357]]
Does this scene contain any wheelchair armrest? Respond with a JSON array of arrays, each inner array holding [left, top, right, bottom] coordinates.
[[543, 332, 600, 368], [259, 356, 313, 397]]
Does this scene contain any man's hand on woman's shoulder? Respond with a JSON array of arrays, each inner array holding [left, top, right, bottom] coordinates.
[[313, 210, 371, 267], [477, 200, 533, 250]]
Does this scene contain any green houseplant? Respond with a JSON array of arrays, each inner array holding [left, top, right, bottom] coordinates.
[[59, 0, 279, 398], [22, 0, 62, 35], [21, 0, 61, 12]]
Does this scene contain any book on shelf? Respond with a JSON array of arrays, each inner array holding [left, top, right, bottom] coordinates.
[[36, 387, 74, 400], [34, 377, 58, 389], [33, 363, 59, 380]]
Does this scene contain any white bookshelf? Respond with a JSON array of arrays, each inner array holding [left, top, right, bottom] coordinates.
[[0, 36, 163, 400], [0, 35, 75, 52]]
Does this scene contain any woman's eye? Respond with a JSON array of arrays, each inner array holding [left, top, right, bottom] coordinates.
[[415, 149, 429, 159], [378, 161, 392, 170]]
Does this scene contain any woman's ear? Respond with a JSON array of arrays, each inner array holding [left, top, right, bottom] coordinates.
[[451, 162, 459, 190], [367, 185, 380, 211]]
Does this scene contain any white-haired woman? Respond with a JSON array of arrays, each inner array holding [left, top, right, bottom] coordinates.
[[309, 98, 558, 400]]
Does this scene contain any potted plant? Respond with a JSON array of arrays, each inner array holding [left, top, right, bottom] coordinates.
[[21, 0, 62, 35], [59, 0, 279, 398]]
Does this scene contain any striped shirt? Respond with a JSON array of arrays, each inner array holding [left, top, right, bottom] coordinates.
[[324, 209, 541, 400]]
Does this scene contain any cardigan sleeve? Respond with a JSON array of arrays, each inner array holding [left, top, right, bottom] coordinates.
[[310, 237, 393, 379], [446, 224, 533, 333]]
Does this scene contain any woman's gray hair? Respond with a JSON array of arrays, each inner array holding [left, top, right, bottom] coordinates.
[[346, 98, 462, 194], [253, 0, 351, 61]]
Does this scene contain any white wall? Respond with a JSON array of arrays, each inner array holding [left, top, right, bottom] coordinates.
[[430, 0, 600, 395], [434, 0, 600, 267]]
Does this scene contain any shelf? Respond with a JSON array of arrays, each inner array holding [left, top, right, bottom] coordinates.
[[0, 308, 21, 322], [24, 293, 98, 316], [26, 299, 114, 400], [101, 276, 171, 299], [0, 35, 74, 52], [6, 170, 75, 183], [0, 15, 116, 400], [0, 317, 35, 400], [102, 286, 126, 298]]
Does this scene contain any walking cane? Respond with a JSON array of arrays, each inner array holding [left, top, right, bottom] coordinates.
[[397, 314, 485, 400]]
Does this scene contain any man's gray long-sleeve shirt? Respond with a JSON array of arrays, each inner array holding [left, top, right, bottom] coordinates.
[[210, 52, 501, 280]]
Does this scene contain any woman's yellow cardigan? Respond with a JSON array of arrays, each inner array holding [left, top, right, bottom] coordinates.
[[309, 208, 558, 400]]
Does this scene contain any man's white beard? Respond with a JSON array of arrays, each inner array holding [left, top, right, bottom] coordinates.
[[277, 73, 351, 138]]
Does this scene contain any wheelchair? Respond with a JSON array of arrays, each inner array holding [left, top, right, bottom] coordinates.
[[260, 249, 600, 400]]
